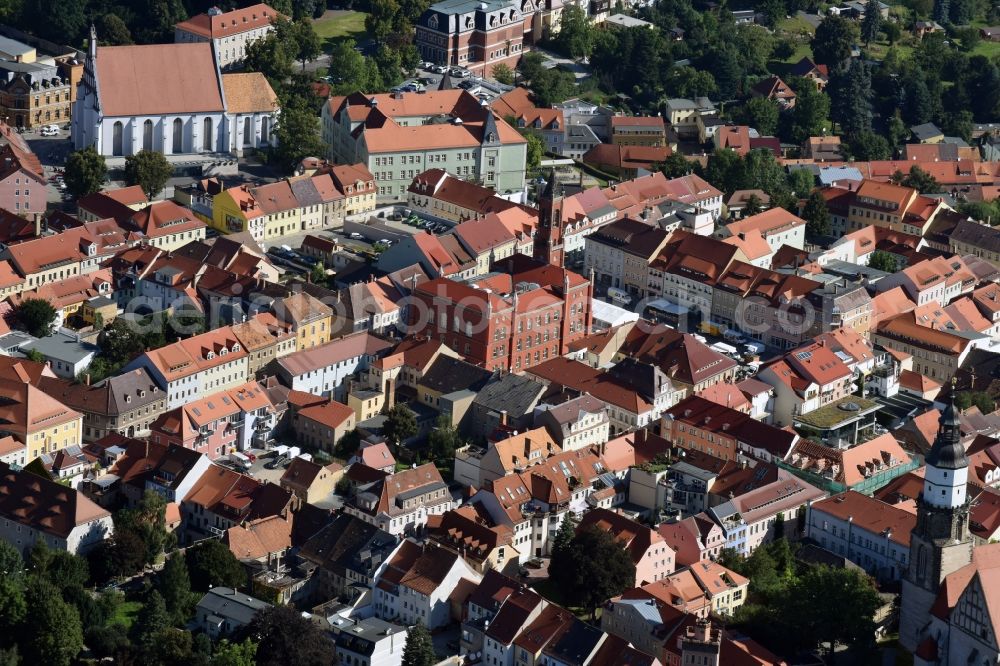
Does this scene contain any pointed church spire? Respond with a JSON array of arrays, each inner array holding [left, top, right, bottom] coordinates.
[[926, 380, 969, 471]]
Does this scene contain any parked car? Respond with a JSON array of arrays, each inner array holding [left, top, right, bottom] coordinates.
[[432, 64, 448, 74], [377, 238, 393, 246], [349, 232, 364, 240], [40, 127, 59, 137]]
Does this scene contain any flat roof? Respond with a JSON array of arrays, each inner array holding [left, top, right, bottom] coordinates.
[[22, 331, 99, 364]]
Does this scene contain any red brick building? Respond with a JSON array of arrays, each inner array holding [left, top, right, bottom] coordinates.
[[408, 256, 592, 371], [415, 0, 525, 77]]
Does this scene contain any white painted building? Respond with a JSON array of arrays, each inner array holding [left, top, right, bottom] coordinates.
[[0, 462, 113, 557], [73, 30, 279, 159], [175, 3, 281, 70], [371, 540, 482, 629]]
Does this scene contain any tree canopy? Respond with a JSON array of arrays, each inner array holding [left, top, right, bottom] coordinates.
[[124, 150, 173, 198], [16, 298, 57, 338], [64, 147, 107, 198], [402, 623, 436, 666], [383, 404, 418, 452], [548, 524, 635, 616], [185, 539, 246, 592], [242, 605, 335, 666]]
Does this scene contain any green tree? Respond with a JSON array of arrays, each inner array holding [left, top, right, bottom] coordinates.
[[787, 84, 831, 144], [492, 63, 514, 85], [288, 18, 322, 70], [327, 40, 370, 94], [665, 66, 718, 99], [428, 415, 461, 461], [131, 590, 170, 654], [211, 639, 258, 666], [786, 566, 880, 657], [861, 0, 882, 46], [365, 0, 402, 41], [27, 543, 87, 594], [803, 190, 831, 236], [788, 168, 815, 197], [0, 542, 26, 640], [158, 554, 195, 625], [550, 515, 576, 557], [185, 539, 246, 592], [900, 165, 940, 192], [124, 150, 173, 199], [64, 146, 107, 198], [555, 4, 594, 58], [244, 605, 335, 666], [831, 58, 873, 137], [85, 624, 130, 660], [847, 130, 891, 160], [25, 0, 86, 44], [743, 194, 764, 217], [116, 490, 172, 567], [402, 623, 435, 666], [812, 16, 859, 69], [518, 51, 547, 82], [956, 391, 996, 413], [272, 102, 326, 172], [530, 68, 577, 106], [334, 429, 362, 460], [867, 250, 898, 272], [524, 132, 545, 171], [16, 297, 57, 338], [243, 33, 294, 84], [660, 152, 696, 178], [705, 148, 748, 196], [383, 404, 418, 452], [548, 525, 635, 617], [741, 97, 779, 136], [19, 578, 84, 666], [98, 319, 147, 367], [87, 528, 147, 584], [98, 13, 134, 45]]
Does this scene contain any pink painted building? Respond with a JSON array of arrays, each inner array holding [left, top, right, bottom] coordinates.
[[578, 507, 675, 585], [658, 514, 726, 567], [0, 125, 46, 217]]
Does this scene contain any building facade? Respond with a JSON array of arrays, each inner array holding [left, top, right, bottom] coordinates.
[[415, 0, 525, 77], [322, 91, 526, 202]]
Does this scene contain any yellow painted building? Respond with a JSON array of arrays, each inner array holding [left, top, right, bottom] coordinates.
[[276, 293, 334, 350]]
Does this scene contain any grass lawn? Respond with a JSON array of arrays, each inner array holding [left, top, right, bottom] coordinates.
[[312, 10, 368, 50], [110, 600, 143, 630], [777, 14, 817, 35], [970, 38, 1000, 58]]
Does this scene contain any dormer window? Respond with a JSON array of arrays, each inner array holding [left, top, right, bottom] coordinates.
[[125, 395, 131, 403], [232, 343, 241, 352], [206, 351, 215, 360], [220, 348, 228, 356]]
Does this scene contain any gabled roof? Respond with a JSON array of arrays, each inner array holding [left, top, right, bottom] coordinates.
[[811, 491, 915, 546], [221, 72, 278, 114], [0, 461, 110, 538], [378, 539, 464, 595], [175, 3, 281, 39], [93, 43, 225, 116], [277, 333, 393, 377]]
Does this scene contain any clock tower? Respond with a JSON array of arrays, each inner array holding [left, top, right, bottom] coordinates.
[[899, 388, 974, 652]]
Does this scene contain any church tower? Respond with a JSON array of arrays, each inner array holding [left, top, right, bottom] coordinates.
[[534, 170, 565, 267], [900, 388, 974, 652]]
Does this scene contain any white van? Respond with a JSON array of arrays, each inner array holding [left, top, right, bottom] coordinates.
[[230, 452, 252, 471], [723, 329, 746, 344], [607, 287, 632, 305]]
